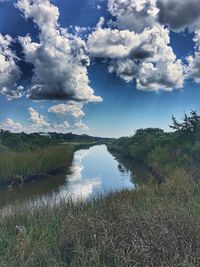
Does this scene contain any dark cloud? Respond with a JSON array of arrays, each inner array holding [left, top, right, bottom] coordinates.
[[27, 84, 89, 102], [157, 0, 200, 31], [129, 46, 153, 60]]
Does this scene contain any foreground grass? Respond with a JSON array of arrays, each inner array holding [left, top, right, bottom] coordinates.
[[0, 142, 94, 186], [0, 169, 200, 266]]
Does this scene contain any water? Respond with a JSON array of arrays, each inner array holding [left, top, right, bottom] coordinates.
[[0, 145, 135, 209]]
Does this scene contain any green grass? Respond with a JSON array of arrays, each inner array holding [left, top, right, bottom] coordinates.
[[0, 142, 95, 186], [0, 169, 200, 266]]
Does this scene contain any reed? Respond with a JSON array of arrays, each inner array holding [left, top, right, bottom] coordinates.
[[0, 144, 75, 185], [0, 169, 200, 266]]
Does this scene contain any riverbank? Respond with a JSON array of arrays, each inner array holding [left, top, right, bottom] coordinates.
[[0, 142, 97, 187], [0, 169, 199, 266], [107, 146, 151, 184]]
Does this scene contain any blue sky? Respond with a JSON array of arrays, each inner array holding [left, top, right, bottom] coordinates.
[[0, 0, 200, 137]]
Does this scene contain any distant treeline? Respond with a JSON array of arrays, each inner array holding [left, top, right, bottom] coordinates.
[[49, 132, 112, 143], [109, 110, 200, 180], [0, 130, 111, 152]]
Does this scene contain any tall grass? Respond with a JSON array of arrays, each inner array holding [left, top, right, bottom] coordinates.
[[0, 169, 200, 266], [0, 144, 75, 185]]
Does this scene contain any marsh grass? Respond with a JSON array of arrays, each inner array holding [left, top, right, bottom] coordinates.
[[0, 169, 200, 266], [0, 144, 75, 185]]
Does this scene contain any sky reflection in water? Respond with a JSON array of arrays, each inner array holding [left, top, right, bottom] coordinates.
[[0, 145, 135, 212]]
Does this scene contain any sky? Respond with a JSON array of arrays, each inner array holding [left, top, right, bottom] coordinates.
[[0, 0, 200, 137]]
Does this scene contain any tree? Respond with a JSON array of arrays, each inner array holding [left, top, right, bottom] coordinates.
[[169, 115, 181, 131], [169, 110, 200, 141]]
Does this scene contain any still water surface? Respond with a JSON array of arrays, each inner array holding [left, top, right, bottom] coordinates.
[[0, 145, 134, 209]]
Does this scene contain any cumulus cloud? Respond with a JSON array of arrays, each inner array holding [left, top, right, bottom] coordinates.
[[88, 28, 154, 59], [3, 0, 200, 125], [16, 0, 102, 103], [137, 60, 184, 91], [91, 0, 200, 91], [28, 107, 50, 128], [187, 30, 200, 83], [0, 86, 24, 100], [88, 23, 184, 91], [0, 34, 22, 100], [88, 24, 175, 61], [108, 0, 158, 33], [108, 59, 138, 82], [157, 0, 200, 32], [47, 120, 71, 133], [0, 107, 70, 133], [0, 106, 89, 133], [48, 101, 88, 131], [0, 118, 23, 133], [96, 17, 105, 29], [73, 121, 89, 130], [28, 107, 82, 133], [108, 0, 200, 32], [48, 101, 85, 119]]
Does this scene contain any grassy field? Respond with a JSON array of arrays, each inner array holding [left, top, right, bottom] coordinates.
[[0, 169, 200, 266], [0, 142, 96, 186]]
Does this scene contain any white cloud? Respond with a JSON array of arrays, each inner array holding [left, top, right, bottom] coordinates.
[[2, 0, 200, 118], [88, 24, 184, 90], [73, 121, 89, 130], [0, 34, 22, 100], [16, 0, 102, 103], [48, 101, 87, 132], [108, 0, 158, 33], [88, 28, 150, 59], [0, 118, 23, 133], [48, 101, 85, 119], [47, 120, 70, 133], [63, 150, 101, 201], [108, 59, 138, 82], [108, 0, 200, 33], [0, 86, 24, 100], [27, 107, 77, 133], [0, 106, 89, 133], [187, 30, 200, 83], [137, 60, 184, 91], [96, 17, 105, 29], [88, 24, 173, 60], [28, 107, 50, 128]]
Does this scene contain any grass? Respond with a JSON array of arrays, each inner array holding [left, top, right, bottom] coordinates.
[[0, 142, 95, 186], [0, 169, 200, 266]]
